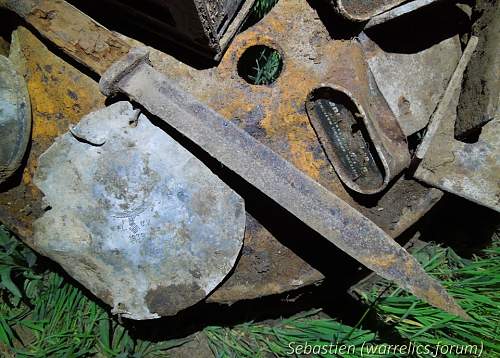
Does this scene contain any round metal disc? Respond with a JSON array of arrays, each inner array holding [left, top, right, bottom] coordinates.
[[33, 101, 245, 319]]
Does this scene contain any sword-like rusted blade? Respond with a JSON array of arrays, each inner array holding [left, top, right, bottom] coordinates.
[[99, 48, 468, 319]]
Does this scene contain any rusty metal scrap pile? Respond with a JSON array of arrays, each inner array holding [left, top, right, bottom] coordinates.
[[0, 0, 498, 320]]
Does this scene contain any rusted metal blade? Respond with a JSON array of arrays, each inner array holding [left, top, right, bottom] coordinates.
[[99, 48, 468, 318]]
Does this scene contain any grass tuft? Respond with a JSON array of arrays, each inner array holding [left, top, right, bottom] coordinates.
[[248, 47, 282, 85], [363, 241, 500, 357], [205, 240, 500, 357], [205, 310, 385, 358]]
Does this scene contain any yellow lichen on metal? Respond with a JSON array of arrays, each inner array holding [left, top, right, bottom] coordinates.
[[0, 27, 105, 237]]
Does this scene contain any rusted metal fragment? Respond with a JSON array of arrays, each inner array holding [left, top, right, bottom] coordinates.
[[416, 37, 478, 160], [456, 0, 500, 140], [349, 234, 426, 300], [415, 38, 499, 212], [0, 27, 106, 239], [306, 91, 385, 194], [330, 0, 407, 22], [0, 46, 31, 184], [100, 48, 467, 318], [33, 102, 245, 319], [365, 178, 443, 238], [360, 32, 462, 136], [208, 213, 324, 303], [0, 0, 444, 302], [365, 0, 445, 29], [415, 104, 500, 212], [0, 0, 131, 75]]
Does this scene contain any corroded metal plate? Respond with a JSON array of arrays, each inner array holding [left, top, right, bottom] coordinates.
[[0, 2, 446, 304], [0, 54, 31, 183], [33, 101, 245, 319]]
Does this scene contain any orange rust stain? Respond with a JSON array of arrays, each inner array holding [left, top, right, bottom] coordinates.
[[286, 131, 322, 181], [0, 27, 105, 235], [363, 253, 398, 269], [404, 256, 418, 274], [265, 14, 286, 34], [18, 26, 106, 159], [216, 95, 256, 120], [259, 59, 325, 180]]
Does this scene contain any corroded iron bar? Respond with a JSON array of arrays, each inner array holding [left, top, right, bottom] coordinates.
[[99, 48, 468, 318]]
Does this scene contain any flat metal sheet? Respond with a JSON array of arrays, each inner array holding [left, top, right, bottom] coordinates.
[[33, 101, 245, 319]]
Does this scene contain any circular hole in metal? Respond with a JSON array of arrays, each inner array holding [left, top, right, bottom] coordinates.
[[237, 45, 283, 85]]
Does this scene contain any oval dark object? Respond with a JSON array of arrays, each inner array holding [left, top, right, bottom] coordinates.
[[0, 55, 31, 184], [306, 87, 385, 193]]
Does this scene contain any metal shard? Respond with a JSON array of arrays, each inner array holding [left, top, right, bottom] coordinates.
[[415, 37, 500, 213], [456, 0, 500, 139], [359, 32, 462, 136], [33, 101, 246, 319], [416, 37, 478, 160]]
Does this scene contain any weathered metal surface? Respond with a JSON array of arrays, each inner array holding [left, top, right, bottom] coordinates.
[[0, 0, 446, 303], [359, 32, 462, 136], [349, 233, 426, 300], [306, 92, 385, 194], [0, 50, 31, 184], [364, 178, 443, 238], [415, 37, 499, 213], [456, 0, 500, 140], [416, 113, 500, 212], [305, 68, 410, 194], [33, 101, 245, 319], [364, 0, 445, 29], [329, 0, 407, 22], [416, 37, 478, 161], [0, 0, 131, 76], [0, 27, 106, 240], [0, 26, 323, 304], [99, 47, 467, 318]]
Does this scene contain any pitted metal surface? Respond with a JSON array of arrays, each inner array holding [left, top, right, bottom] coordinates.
[[97, 48, 467, 318], [33, 101, 245, 319], [414, 39, 500, 212], [0, 51, 31, 183], [0, 0, 448, 304], [360, 32, 462, 136]]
